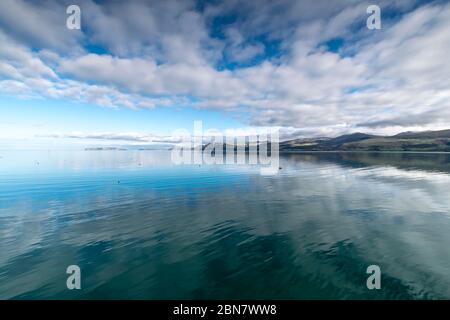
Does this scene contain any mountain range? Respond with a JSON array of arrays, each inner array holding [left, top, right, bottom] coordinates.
[[84, 129, 450, 153], [279, 129, 450, 152]]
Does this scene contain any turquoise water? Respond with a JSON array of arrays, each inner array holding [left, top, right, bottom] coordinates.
[[1, 150, 450, 299]]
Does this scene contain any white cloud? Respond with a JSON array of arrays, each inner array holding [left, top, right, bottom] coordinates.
[[0, 0, 83, 52], [1, 0, 449, 137]]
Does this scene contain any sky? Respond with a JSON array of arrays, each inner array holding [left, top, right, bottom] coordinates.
[[0, 0, 450, 148]]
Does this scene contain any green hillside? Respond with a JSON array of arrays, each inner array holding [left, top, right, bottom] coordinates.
[[280, 130, 450, 152]]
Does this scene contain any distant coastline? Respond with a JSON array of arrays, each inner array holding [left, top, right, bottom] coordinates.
[[83, 129, 450, 153], [279, 150, 450, 154], [279, 129, 450, 153]]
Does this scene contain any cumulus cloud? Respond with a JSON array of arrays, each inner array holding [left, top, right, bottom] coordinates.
[[1, 0, 449, 137]]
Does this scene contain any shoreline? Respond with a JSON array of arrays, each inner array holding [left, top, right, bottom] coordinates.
[[279, 150, 450, 154]]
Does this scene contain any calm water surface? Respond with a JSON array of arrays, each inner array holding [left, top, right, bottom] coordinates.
[[1, 150, 450, 299]]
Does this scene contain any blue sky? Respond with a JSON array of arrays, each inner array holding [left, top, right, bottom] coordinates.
[[1, 0, 450, 148], [0, 96, 243, 135]]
